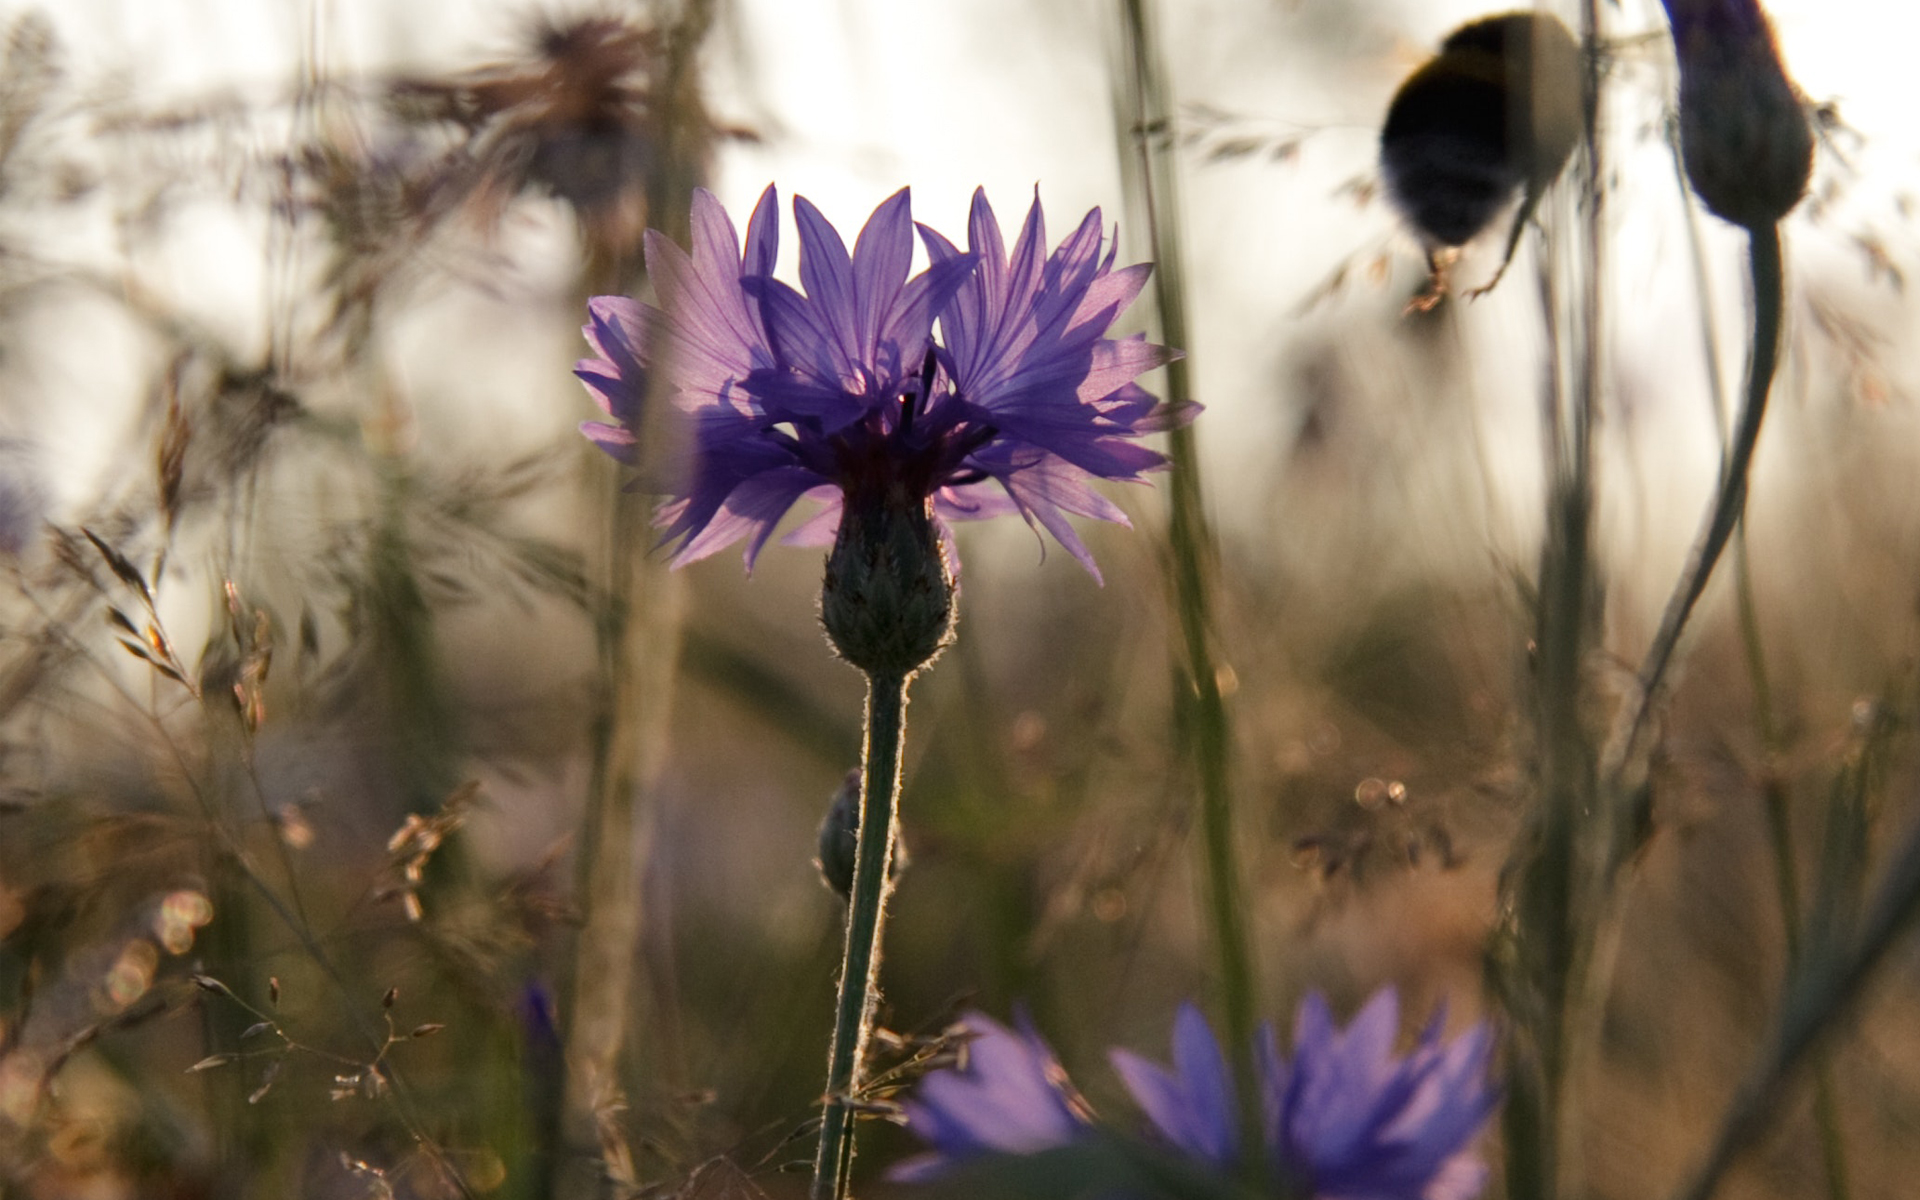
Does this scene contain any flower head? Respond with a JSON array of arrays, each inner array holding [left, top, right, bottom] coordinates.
[[891, 1010, 1092, 1182], [1660, 0, 1812, 228], [894, 989, 1497, 1200], [574, 185, 1186, 581], [1264, 990, 1498, 1200]]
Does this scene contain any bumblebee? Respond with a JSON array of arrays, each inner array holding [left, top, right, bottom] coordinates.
[[1380, 13, 1583, 297]]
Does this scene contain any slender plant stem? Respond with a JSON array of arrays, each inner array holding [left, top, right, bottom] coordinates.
[[1606, 224, 1785, 786], [1675, 94, 1853, 1188], [559, 469, 649, 1195], [1112, 0, 1259, 1172], [1735, 504, 1855, 1200], [1672, 769, 1920, 1200], [1501, 8, 1606, 1196], [1554, 223, 1788, 1200], [811, 670, 909, 1200]]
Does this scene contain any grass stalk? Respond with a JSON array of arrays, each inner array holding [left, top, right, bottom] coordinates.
[[1672, 761, 1920, 1200], [1111, 0, 1260, 1173], [1501, 6, 1606, 1195], [1604, 225, 1785, 790], [558, 471, 652, 1196]]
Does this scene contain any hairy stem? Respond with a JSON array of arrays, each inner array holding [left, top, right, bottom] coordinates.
[[811, 671, 908, 1200]]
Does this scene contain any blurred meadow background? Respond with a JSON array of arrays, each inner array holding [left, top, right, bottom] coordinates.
[[2, 0, 1920, 1197]]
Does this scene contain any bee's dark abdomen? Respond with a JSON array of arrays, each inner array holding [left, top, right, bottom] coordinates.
[[1378, 13, 1582, 248], [1381, 137, 1522, 247], [1381, 60, 1518, 246]]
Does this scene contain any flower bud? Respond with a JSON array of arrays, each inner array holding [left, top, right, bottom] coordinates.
[[1664, 0, 1813, 228], [820, 485, 955, 676], [815, 769, 910, 900]]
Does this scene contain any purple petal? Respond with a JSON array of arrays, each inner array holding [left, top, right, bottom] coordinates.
[[793, 194, 862, 376], [1270, 989, 1497, 1199], [742, 183, 779, 276], [669, 464, 822, 570], [891, 1010, 1090, 1181], [1110, 1003, 1238, 1168], [850, 187, 916, 364], [992, 453, 1133, 584], [778, 487, 845, 547], [580, 420, 638, 464]]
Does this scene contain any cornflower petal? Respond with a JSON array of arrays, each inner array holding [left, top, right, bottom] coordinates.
[[1275, 990, 1498, 1200], [895, 990, 1494, 1200], [848, 189, 917, 366], [579, 420, 639, 464], [575, 295, 649, 418], [1109, 1002, 1239, 1168], [642, 187, 779, 410], [923, 192, 1183, 485], [985, 449, 1134, 583], [890, 1010, 1091, 1182]]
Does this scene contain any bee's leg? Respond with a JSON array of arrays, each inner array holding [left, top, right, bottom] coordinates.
[[1466, 183, 1545, 300], [1406, 245, 1460, 314]]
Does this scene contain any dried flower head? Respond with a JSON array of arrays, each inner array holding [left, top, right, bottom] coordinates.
[[389, 14, 676, 255]]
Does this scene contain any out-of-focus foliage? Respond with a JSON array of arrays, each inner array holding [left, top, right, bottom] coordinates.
[[0, 1, 1919, 1199]]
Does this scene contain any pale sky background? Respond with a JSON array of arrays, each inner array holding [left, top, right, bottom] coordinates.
[[15, 0, 1920, 596]]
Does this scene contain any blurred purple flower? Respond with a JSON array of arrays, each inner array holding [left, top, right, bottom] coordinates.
[[1109, 1002, 1240, 1171], [890, 1009, 1093, 1183], [1264, 990, 1497, 1200], [574, 185, 1186, 580], [894, 990, 1497, 1199]]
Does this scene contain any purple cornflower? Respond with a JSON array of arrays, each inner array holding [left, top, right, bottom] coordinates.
[[895, 989, 1498, 1200], [890, 1010, 1093, 1183], [574, 185, 1184, 581], [1260, 991, 1497, 1200]]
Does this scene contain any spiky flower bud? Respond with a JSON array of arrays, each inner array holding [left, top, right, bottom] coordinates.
[[1664, 0, 1813, 229], [820, 486, 955, 676]]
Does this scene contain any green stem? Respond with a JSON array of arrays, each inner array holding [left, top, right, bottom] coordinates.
[[1501, 10, 1607, 1194], [1672, 767, 1920, 1200], [1112, 0, 1259, 1171], [557, 467, 650, 1198], [1740, 534, 1854, 1200], [811, 671, 909, 1200], [1608, 224, 1784, 787], [1669, 111, 1850, 1199]]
